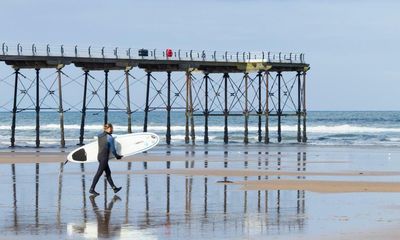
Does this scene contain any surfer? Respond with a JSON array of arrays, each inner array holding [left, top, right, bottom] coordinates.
[[89, 123, 123, 196]]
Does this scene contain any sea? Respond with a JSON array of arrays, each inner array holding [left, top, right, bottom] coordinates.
[[1, 111, 400, 150]]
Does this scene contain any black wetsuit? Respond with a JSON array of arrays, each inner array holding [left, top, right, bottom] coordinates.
[[90, 132, 118, 191]]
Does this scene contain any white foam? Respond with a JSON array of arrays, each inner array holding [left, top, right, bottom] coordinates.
[[303, 124, 400, 134], [1, 124, 400, 134]]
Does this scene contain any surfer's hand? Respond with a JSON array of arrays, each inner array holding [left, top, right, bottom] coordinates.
[[116, 154, 123, 160]]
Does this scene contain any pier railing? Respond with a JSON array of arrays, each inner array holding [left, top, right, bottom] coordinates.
[[1, 43, 305, 64]]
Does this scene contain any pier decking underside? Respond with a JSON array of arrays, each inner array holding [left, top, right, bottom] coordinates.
[[1, 55, 308, 72]]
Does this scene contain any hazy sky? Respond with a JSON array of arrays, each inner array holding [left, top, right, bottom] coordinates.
[[1, 0, 400, 110]]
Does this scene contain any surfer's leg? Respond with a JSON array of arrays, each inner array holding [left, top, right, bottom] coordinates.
[[105, 163, 122, 193], [90, 161, 106, 193], [104, 163, 116, 188]]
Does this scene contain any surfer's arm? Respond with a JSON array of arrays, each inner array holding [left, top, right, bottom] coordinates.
[[107, 135, 119, 157]]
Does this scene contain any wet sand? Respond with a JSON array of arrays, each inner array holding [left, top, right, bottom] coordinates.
[[1, 144, 400, 239], [235, 179, 400, 193]]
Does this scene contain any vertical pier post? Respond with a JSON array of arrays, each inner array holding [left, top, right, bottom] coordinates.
[[264, 71, 269, 143], [302, 71, 307, 142], [166, 71, 171, 144], [223, 73, 229, 144], [185, 71, 190, 144], [35, 68, 40, 148], [297, 71, 302, 142], [189, 72, 195, 144], [143, 71, 150, 168], [243, 73, 249, 144], [277, 72, 282, 143], [78, 70, 89, 145], [11, 68, 19, 147], [143, 71, 151, 132], [204, 73, 209, 144], [125, 68, 132, 133], [257, 71, 262, 142], [104, 70, 109, 125], [57, 66, 66, 148]]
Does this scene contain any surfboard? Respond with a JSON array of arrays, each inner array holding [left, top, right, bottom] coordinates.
[[67, 132, 159, 163]]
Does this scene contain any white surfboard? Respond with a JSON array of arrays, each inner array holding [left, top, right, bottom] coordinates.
[[67, 132, 159, 163]]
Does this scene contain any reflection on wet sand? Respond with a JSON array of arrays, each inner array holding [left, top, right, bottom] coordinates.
[[35, 163, 39, 229], [11, 164, 17, 232], [57, 162, 64, 233], [3, 151, 307, 239], [68, 195, 121, 239]]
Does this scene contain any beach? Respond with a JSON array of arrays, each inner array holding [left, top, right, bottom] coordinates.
[[1, 0, 400, 238], [1, 144, 400, 239]]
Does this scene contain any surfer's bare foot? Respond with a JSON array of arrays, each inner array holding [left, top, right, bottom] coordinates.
[[113, 186, 122, 194], [89, 189, 100, 196]]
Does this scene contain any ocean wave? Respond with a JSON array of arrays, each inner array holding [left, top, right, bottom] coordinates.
[[1, 124, 400, 134]]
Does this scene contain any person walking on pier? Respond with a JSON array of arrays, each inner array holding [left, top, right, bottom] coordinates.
[[89, 123, 123, 196]]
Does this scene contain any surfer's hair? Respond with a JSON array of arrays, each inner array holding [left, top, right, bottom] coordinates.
[[103, 123, 113, 131]]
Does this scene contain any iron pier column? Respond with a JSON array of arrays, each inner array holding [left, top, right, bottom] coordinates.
[[244, 73, 249, 144], [297, 71, 301, 142], [204, 73, 209, 144], [125, 68, 132, 133], [302, 71, 307, 142], [143, 71, 151, 132], [277, 72, 282, 143], [166, 71, 171, 144], [185, 71, 190, 144], [57, 66, 66, 148], [104, 70, 109, 125], [223, 73, 229, 144], [257, 71, 262, 142], [35, 68, 40, 148], [78, 70, 89, 145], [10, 68, 19, 147], [264, 71, 269, 143], [189, 72, 195, 144]]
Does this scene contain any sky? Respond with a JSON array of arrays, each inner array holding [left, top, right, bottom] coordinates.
[[1, 0, 400, 111]]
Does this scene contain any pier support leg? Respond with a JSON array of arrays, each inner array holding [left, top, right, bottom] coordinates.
[[264, 71, 269, 144], [57, 66, 66, 148], [104, 70, 109, 125], [35, 68, 40, 148], [223, 73, 229, 144], [277, 72, 282, 143], [204, 73, 209, 144], [302, 71, 307, 142], [166, 71, 171, 144], [189, 72, 195, 144], [185, 71, 190, 144], [11, 68, 19, 147], [244, 73, 249, 144], [78, 70, 89, 145], [257, 71, 262, 142], [143, 72, 151, 132], [297, 71, 302, 142], [125, 68, 132, 133]]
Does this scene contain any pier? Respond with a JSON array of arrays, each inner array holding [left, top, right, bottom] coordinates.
[[0, 43, 309, 147]]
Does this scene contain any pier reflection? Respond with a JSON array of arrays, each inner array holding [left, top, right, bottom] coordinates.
[[3, 151, 307, 239]]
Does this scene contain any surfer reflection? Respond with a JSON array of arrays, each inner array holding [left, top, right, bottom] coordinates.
[[89, 195, 122, 238], [90, 123, 123, 196]]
